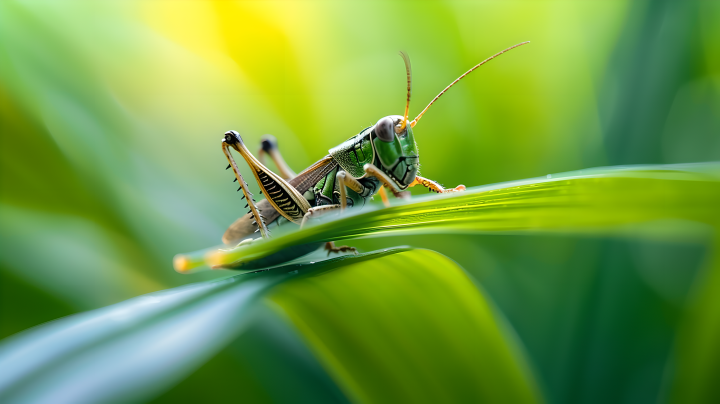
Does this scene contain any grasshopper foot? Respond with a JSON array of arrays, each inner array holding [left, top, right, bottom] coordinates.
[[410, 175, 466, 193], [324, 241, 358, 256]]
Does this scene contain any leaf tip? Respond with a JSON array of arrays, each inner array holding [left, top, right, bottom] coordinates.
[[173, 254, 196, 273]]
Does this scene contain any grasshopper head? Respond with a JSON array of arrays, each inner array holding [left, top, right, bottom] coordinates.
[[372, 115, 419, 188], [370, 42, 529, 188]]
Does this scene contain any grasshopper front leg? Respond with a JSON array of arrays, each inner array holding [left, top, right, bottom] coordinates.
[[363, 163, 404, 197], [363, 163, 464, 201], [408, 175, 465, 193]]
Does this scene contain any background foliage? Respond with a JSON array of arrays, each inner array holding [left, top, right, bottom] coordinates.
[[1, 1, 719, 403]]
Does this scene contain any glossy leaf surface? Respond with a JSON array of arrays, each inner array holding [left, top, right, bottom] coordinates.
[[202, 163, 720, 268], [0, 248, 540, 403]]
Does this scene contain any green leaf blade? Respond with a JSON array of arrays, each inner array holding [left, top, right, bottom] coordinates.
[[206, 163, 720, 269], [0, 248, 542, 403], [0, 272, 288, 403], [268, 249, 543, 403]]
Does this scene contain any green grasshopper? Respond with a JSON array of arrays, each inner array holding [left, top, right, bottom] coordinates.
[[220, 42, 529, 258]]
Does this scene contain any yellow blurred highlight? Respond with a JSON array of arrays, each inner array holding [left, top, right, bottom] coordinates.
[[172, 247, 222, 274], [206, 250, 229, 269], [172, 255, 192, 273]]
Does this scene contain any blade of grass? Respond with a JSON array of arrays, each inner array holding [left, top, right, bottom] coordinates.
[[202, 163, 720, 269], [0, 247, 543, 403], [268, 249, 543, 403], [0, 248, 407, 403]]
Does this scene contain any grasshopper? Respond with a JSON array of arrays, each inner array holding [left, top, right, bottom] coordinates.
[[221, 42, 529, 257]]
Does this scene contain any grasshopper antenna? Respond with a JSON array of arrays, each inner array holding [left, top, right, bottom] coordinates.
[[397, 51, 412, 133], [410, 41, 530, 128]]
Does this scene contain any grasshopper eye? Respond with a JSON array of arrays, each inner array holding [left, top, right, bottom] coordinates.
[[374, 116, 395, 142]]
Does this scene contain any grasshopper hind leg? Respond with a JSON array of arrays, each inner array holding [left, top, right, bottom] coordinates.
[[223, 135, 271, 239], [224, 131, 311, 226], [257, 135, 297, 180]]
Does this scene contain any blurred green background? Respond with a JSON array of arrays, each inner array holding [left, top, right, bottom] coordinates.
[[1, 1, 719, 403]]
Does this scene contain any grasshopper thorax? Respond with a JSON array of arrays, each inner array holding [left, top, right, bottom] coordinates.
[[371, 115, 419, 189]]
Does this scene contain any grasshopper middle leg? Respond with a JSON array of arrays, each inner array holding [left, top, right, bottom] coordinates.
[[299, 204, 357, 256], [363, 163, 465, 197], [324, 241, 357, 256], [300, 204, 358, 257], [300, 204, 341, 227]]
